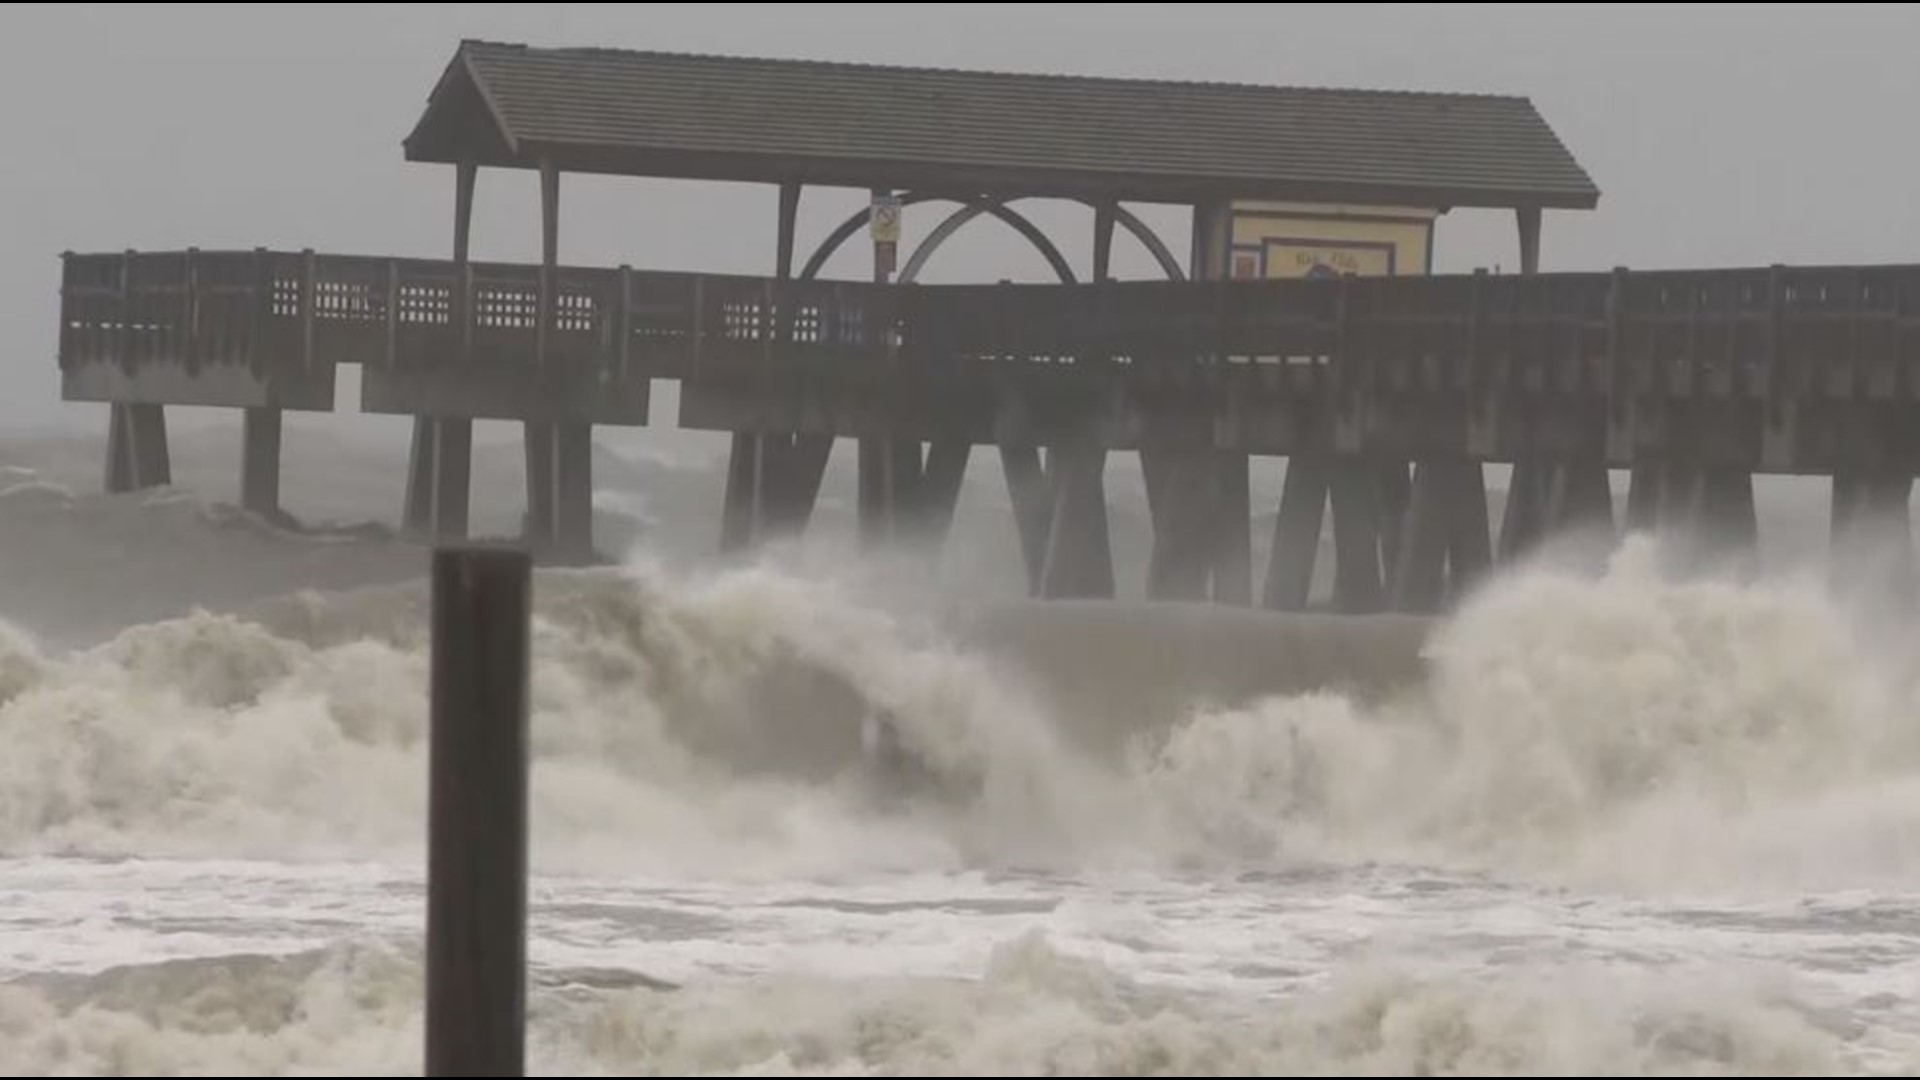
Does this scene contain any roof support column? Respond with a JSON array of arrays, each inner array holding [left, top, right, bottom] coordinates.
[[765, 181, 834, 539], [1516, 205, 1541, 275], [1502, 203, 1614, 571], [721, 180, 832, 553], [858, 187, 921, 552], [1036, 201, 1118, 600], [405, 159, 477, 540], [522, 159, 594, 563], [523, 159, 557, 551], [1197, 198, 1252, 605], [538, 159, 559, 366]]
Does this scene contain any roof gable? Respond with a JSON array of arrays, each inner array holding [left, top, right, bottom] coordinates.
[[403, 40, 1599, 210]]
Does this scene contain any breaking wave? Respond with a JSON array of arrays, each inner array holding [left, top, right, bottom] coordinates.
[[5, 464, 1920, 1076], [0, 520, 1915, 895], [0, 933, 1878, 1076]]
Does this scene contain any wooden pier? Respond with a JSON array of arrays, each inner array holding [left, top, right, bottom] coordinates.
[[48, 40, 1920, 610], [57, 249, 1920, 610]]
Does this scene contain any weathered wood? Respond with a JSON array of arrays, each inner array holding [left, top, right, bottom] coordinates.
[[716, 181, 822, 555], [104, 405, 132, 494], [426, 544, 530, 1079], [1328, 459, 1386, 613], [1702, 468, 1759, 577], [1516, 206, 1542, 275], [1211, 451, 1253, 606], [857, 437, 925, 547], [769, 433, 834, 536], [1390, 461, 1449, 613], [240, 406, 282, 516], [1000, 443, 1051, 595], [1443, 461, 1494, 597], [1498, 461, 1548, 562], [914, 439, 971, 546], [1144, 445, 1218, 602], [1376, 461, 1411, 582], [431, 417, 472, 542], [1625, 463, 1661, 533], [550, 420, 594, 564], [522, 418, 587, 557], [1831, 470, 1913, 603], [718, 431, 757, 553], [537, 160, 559, 368], [104, 403, 171, 494], [776, 181, 801, 280], [1264, 456, 1330, 611], [523, 420, 555, 546], [55, 244, 1920, 608], [405, 416, 437, 534], [1038, 434, 1113, 599]]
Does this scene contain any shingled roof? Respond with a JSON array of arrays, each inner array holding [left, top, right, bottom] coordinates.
[[403, 40, 1599, 210]]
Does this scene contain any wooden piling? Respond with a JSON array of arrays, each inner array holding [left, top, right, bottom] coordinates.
[[426, 544, 531, 1078]]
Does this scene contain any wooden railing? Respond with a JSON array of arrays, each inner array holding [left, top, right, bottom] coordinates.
[[58, 249, 1920, 402]]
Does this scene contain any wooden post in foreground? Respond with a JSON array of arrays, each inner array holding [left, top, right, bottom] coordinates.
[[426, 543, 532, 1077]]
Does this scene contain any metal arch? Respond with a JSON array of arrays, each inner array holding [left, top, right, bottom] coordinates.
[[799, 193, 1076, 284], [795, 193, 1184, 283], [797, 192, 940, 280], [1104, 204, 1186, 281], [898, 200, 1077, 284]]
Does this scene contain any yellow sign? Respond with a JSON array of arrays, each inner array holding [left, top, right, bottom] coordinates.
[[1227, 201, 1437, 280], [1265, 240, 1395, 280]]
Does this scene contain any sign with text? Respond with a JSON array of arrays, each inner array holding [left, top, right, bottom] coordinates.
[[1264, 240, 1394, 279]]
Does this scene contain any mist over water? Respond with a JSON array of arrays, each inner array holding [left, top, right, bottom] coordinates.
[[2, 430, 1919, 1075]]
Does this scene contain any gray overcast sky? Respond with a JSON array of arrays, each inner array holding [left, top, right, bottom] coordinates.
[[3, 3, 1917, 432]]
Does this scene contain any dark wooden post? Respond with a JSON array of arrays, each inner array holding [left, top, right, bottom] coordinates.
[[537, 159, 558, 367], [859, 187, 906, 547], [426, 544, 531, 1078], [1516, 205, 1541, 275]]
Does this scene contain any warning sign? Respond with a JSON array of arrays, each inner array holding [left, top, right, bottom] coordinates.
[[870, 196, 902, 243]]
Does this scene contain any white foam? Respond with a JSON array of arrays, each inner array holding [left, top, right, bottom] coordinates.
[[0, 932, 1889, 1076], [3, 530, 1920, 897]]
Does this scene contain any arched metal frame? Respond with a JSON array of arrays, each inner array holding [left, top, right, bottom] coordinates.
[[898, 200, 1075, 284], [796, 193, 1188, 283]]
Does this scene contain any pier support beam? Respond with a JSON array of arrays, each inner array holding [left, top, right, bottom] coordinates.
[[1001, 443, 1051, 594], [1265, 456, 1488, 615], [103, 403, 171, 494], [1831, 469, 1913, 607], [397, 157, 479, 544], [404, 416, 472, 541], [1626, 461, 1759, 577], [857, 437, 919, 547], [524, 420, 594, 564], [852, 437, 972, 551], [915, 439, 971, 546], [1387, 459, 1494, 613], [717, 181, 848, 557], [1214, 452, 1253, 606], [1327, 460, 1387, 613], [720, 432, 836, 553], [1037, 434, 1114, 599], [1263, 456, 1411, 614], [1263, 456, 1329, 611], [1143, 445, 1251, 605], [1498, 460, 1615, 568], [239, 406, 282, 518]]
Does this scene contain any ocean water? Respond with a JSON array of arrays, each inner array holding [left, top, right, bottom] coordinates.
[[1, 425, 1918, 1076]]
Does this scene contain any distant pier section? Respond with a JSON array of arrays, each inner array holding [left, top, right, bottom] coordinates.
[[52, 41, 1920, 611]]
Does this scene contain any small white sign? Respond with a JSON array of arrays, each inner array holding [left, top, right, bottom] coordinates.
[[870, 196, 902, 243]]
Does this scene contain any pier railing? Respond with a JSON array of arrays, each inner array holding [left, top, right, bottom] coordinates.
[[59, 248, 1920, 402]]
